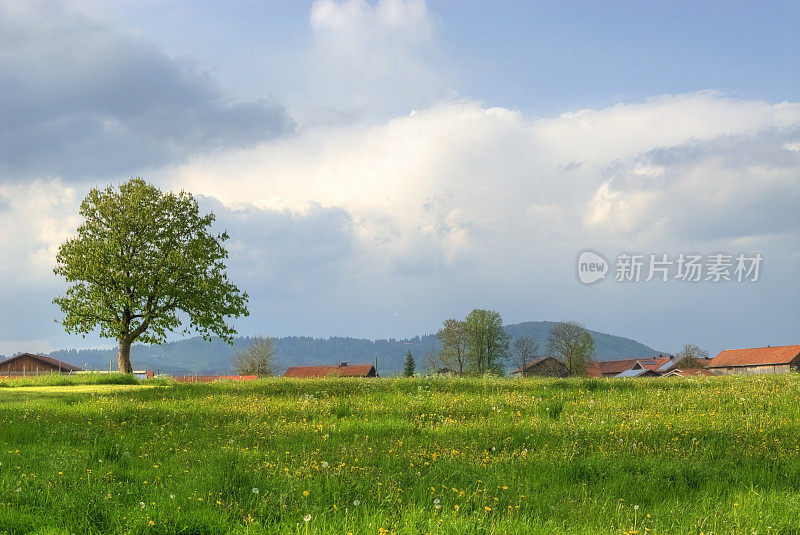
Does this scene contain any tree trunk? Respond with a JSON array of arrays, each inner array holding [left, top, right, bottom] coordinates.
[[118, 338, 133, 373]]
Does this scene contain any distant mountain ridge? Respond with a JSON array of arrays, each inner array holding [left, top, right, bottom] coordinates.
[[35, 321, 665, 374]]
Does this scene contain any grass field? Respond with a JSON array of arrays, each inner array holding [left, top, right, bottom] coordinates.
[[1, 374, 799, 534]]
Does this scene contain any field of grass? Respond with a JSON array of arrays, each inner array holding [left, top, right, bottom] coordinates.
[[1, 375, 799, 534]]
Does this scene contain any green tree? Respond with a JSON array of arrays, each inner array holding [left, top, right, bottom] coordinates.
[[53, 178, 249, 373], [464, 309, 509, 375], [546, 321, 594, 376], [403, 350, 415, 377], [436, 318, 468, 376], [233, 336, 276, 377]]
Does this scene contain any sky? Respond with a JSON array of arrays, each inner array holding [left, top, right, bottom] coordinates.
[[1, 0, 798, 357]]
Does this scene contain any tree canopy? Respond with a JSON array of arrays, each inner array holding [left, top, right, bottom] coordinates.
[[464, 309, 509, 375], [53, 178, 249, 372], [546, 321, 594, 376]]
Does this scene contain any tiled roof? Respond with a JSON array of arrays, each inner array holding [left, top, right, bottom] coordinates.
[[511, 357, 550, 374], [633, 357, 672, 371], [283, 364, 376, 378], [0, 353, 82, 371], [615, 368, 659, 378], [709, 345, 800, 368]]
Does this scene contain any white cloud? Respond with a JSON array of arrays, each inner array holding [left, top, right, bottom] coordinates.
[[306, 0, 448, 121], [169, 92, 800, 260], [0, 179, 81, 285]]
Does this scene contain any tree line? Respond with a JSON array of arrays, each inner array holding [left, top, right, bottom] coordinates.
[[416, 309, 596, 377]]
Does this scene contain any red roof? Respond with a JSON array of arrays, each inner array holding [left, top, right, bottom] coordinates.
[[709, 345, 800, 368], [0, 353, 82, 371], [632, 357, 672, 371], [587, 359, 640, 377], [283, 363, 376, 378]]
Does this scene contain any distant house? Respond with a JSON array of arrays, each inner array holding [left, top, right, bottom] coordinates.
[[615, 368, 660, 378], [708, 345, 800, 375], [511, 357, 568, 378], [0, 353, 82, 375], [283, 362, 377, 378], [661, 368, 716, 378], [653, 355, 712, 373], [587, 355, 675, 378]]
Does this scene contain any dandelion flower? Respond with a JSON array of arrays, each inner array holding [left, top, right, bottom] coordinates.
[[304, 514, 311, 522]]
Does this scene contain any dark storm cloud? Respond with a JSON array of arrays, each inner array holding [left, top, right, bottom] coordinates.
[[196, 196, 356, 296], [0, 3, 295, 182]]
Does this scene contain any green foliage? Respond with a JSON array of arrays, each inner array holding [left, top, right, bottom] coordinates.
[[0, 373, 138, 388], [464, 309, 509, 375], [1, 375, 799, 534], [546, 321, 595, 376], [403, 350, 415, 377], [53, 178, 248, 371], [436, 318, 468, 375]]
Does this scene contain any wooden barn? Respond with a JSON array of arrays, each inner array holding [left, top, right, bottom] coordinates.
[[511, 357, 568, 378], [283, 362, 377, 378], [0, 353, 83, 375], [708, 345, 800, 375]]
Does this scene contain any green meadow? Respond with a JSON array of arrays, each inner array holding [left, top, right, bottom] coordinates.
[[1, 374, 799, 535]]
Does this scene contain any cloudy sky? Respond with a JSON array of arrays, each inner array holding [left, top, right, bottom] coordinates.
[[1, 0, 798, 357]]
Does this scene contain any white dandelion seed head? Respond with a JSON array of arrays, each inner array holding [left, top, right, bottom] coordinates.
[[252, 488, 259, 494], [352, 499, 360, 506], [139, 502, 145, 509], [433, 499, 440, 504], [304, 514, 311, 522], [321, 461, 329, 468]]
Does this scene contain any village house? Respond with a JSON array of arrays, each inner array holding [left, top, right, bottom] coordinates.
[[708, 345, 800, 375], [0, 353, 82, 375], [283, 362, 377, 378], [511, 357, 568, 378], [615, 368, 661, 378]]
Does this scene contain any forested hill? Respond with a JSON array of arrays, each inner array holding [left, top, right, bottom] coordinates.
[[39, 321, 664, 374]]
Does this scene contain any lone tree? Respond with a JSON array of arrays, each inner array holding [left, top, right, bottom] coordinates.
[[233, 336, 276, 377], [437, 318, 468, 376], [403, 350, 415, 377], [674, 343, 709, 368], [53, 178, 249, 373], [464, 309, 509, 375], [512, 336, 539, 374], [546, 321, 594, 376]]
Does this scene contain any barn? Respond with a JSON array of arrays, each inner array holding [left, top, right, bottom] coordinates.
[[511, 357, 568, 378], [0, 353, 83, 375], [708, 345, 800, 375], [283, 362, 377, 378]]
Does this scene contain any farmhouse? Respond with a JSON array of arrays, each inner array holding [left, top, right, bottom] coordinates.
[[661, 368, 716, 378], [586, 359, 642, 377], [283, 362, 377, 378], [615, 368, 660, 378], [0, 353, 82, 375], [511, 357, 568, 378], [708, 345, 800, 375]]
